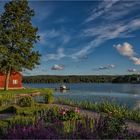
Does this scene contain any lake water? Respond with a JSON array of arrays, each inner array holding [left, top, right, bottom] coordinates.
[[24, 83, 140, 110]]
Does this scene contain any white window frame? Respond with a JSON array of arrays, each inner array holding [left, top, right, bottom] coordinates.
[[13, 80, 18, 85]]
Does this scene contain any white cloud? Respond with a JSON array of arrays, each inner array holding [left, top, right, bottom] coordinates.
[[85, 0, 120, 22], [109, 64, 115, 68], [23, 67, 47, 76], [128, 68, 137, 73], [37, 1, 140, 63], [130, 57, 140, 65], [85, 1, 140, 23], [42, 48, 66, 61], [39, 29, 71, 46], [78, 17, 140, 60], [76, 1, 140, 60], [114, 42, 140, 65], [93, 64, 116, 71], [99, 64, 115, 70], [114, 42, 135, 57], [51, 64, 64, 70]]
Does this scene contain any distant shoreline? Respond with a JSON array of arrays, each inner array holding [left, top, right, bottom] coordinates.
[[23, 74, 140, 84]]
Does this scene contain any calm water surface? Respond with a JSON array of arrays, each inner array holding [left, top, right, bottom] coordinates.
[[24, 83, 140, 110]]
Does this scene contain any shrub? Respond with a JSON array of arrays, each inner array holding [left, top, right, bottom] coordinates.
[[0, 94, 16, 106], [44, 93, 54, 104], [58, 108, 81, 121], [93, 114, 126, 139], [0, 98, 2, 107], [0, 121, 9, 137], [6, 116, 36, 126], [17, 96, 34, 107], [3, 115, 140, 139], [0, 106, 18, 114], [55, 98, 140, 123]]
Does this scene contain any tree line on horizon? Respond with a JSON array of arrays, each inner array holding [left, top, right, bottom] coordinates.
[[23, 75, 140, 84]]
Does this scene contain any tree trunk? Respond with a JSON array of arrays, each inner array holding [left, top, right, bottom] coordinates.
[[4, 67, 11, 91]]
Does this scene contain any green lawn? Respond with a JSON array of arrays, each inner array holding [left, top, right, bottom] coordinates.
[[0, 88, 53, 95]]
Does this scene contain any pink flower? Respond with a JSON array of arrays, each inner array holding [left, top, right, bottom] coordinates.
[[62, 111, 66, 115]]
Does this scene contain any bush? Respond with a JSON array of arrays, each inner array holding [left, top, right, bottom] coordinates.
[[58, 108, 81, 121], [2, 114, 140, 139], [6, 116, 36, 126], [94, 114, 126, 139], [0, 106, 18, 114], [0, 98, 2, 107], [0, 121, 9, 137], [17, 96, 34, 107], [44, 93, 54, 104], [0, 94, 16, 106]]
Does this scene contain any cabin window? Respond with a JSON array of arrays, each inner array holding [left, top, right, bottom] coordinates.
[[13, 80, 18, 84]]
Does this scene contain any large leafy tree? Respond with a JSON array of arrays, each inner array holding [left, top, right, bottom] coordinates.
[[0, 0, 40, 90]]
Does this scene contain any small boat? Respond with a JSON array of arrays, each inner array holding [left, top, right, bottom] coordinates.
[[60, 84, 67, 90], [55, 84, 70, 91]]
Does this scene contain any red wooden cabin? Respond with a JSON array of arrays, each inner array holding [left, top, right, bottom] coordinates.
[[0, 72, 23, 89]]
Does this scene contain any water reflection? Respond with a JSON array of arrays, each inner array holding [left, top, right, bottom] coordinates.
[[55, 89, 67, 93], [24, 83, 140, 110]]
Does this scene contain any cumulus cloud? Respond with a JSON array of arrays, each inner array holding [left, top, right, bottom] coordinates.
[[114, 42, 140, 65], [93, 64, 115, 71], [128, 68, 137, 73], [130, 57, 140, 65], [114, 42, 135, 57], [51, 64, 64, 70], [77, 1, 140, 60]]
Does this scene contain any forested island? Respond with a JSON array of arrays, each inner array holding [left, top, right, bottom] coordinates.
[[23, 74, 140, 83]]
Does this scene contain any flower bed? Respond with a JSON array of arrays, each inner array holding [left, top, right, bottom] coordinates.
[[0, 105, 139, 139]]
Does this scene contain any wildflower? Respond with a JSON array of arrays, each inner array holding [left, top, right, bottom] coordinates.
[[22, 127, 26, 132], [62, 111, 66, 115]]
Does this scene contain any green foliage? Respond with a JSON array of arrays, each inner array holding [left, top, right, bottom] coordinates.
[[44, 94, 54, 104], [97, 114, 126, 139], [23, 75, 140, 83], [0, 94, 16, 106], [0, 121, 9, 136], [6, 116, 36, 126], [62, 117, 94, 134], [44, 91, 54, 104], [56, 98, 140, 123], [23, 75, 116, 83], [59, 108, 81, 121], [17, 96, 34, 107], [0, 97, 2, 106], [0, 0, 40, 90], [0, 106, 18, 114], [0, 88, 53, 95]]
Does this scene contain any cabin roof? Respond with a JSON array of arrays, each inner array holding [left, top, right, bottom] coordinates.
[[0, 71, 22, 76]]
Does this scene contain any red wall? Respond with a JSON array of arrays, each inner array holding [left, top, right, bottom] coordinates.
[[0, 72, 22, 89]]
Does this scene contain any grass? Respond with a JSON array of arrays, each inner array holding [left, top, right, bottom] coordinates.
[[55, 97, 140, 123], [0, 103, 139, 139], [0, 88, 53, 107], [0, 95, 139, 139], [0, 88, 53, 95]]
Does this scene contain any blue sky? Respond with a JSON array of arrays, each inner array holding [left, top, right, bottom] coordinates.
[[1, 0, 140, 75]]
